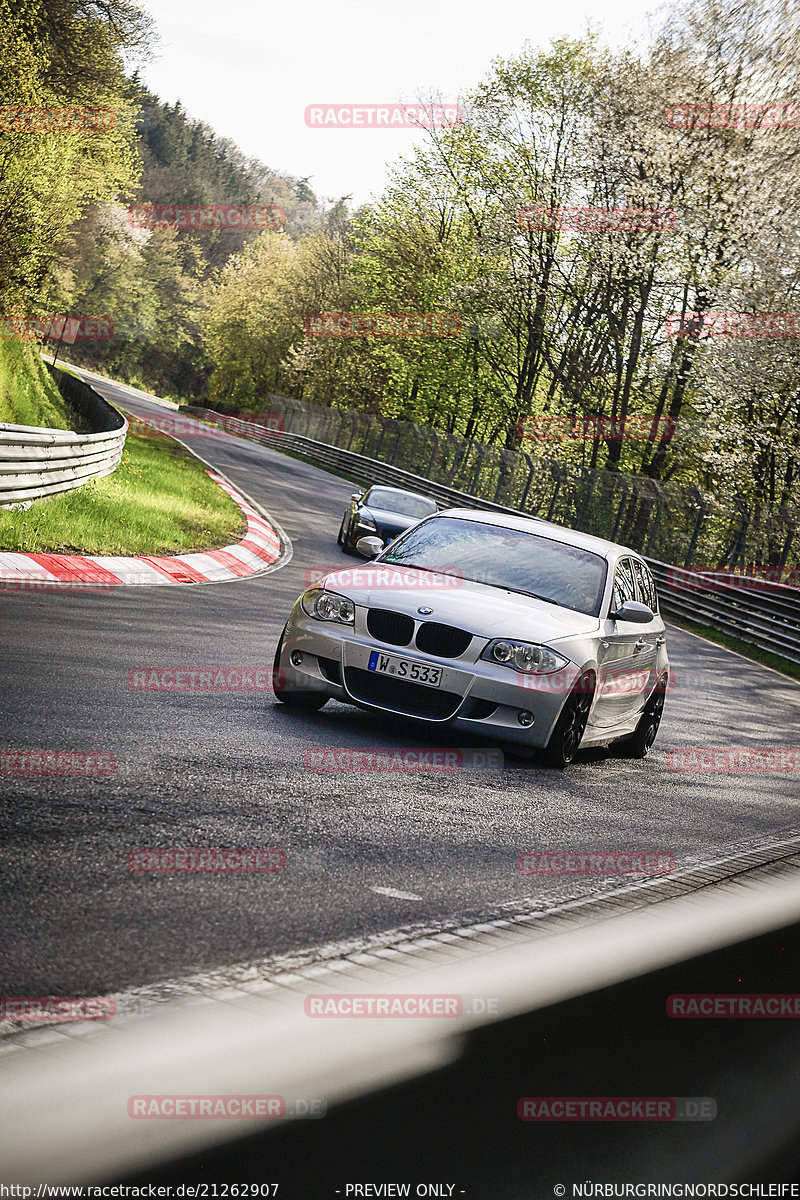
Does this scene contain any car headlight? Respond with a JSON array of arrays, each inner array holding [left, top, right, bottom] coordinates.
[[481, 639, 569, 674], [356, 514, 377, 531], [301, 588, 355, 624]]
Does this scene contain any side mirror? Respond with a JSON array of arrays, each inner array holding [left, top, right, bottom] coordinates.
[[356, 536, 383, 559], [350, 492, 362, 502], [610, 600, 655, 624]]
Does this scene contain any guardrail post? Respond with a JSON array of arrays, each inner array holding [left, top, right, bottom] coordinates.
[[722, 495, 751, 569], [610, 477, 631, 542], [467, 444, 488, 496], [386, 422, 404, 465], [545, 463, 565, 522], [776, 506, 796, 572], [644, 490, 667, 556], [492, 450, 512, 504], [518, 451, 536, 511], [373, 415, 389, 459], [574, 467, 594, 530], [344, 411, 358, 451], [684, 488, 709, 568], [424, 430, 440, 479]]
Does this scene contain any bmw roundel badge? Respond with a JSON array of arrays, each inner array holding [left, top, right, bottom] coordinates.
[[417, 606, 433, 615]]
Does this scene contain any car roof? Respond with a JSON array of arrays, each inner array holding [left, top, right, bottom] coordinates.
[[435, 508, 640, 560]]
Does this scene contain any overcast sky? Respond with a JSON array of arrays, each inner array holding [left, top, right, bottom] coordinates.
[[138, 0, 663, 206]]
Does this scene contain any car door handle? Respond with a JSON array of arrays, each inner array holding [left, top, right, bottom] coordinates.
[[633, 638, 649, 652]]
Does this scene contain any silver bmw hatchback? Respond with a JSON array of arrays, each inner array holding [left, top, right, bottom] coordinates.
[[273, 508, 669, 766]]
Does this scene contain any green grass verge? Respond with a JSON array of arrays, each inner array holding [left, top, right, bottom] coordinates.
[[664, 611, 800, 682], [0, 426, 246, 555], [0, 340, 90, 431]]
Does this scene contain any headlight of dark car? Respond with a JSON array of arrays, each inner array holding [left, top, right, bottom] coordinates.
[[356, 513, 377, 532], [481, 639, 569, 674], [301, 588, 355, 625]]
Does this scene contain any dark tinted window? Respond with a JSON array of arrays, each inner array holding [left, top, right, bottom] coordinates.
[[632, 559, 658, 612], [611, 558, 637, 612], [364, 488, 437, 519]]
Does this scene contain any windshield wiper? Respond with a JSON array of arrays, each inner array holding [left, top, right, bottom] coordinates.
[[380, 560, 463, 580], [501, 586, 561, 605]]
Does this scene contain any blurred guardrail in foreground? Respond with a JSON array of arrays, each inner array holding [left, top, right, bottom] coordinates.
[[0, 367, 127, 509], [3, 850, 800, 1183], [181, 408, 800, 667]]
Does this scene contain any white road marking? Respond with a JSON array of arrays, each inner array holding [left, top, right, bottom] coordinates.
[[372, 885, 423, 900]]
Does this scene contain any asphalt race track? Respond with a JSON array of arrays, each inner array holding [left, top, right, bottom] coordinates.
[[2, 370, 800, 999]]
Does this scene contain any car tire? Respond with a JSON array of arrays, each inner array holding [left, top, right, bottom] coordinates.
[[338, 518, 358, 555], [620, 674, 667, 759], [543, 672, 594, 768], [273, 626, 329, 711]]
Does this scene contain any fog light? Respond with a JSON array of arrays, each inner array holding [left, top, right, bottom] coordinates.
[[290, 650, 304, 667], [517, 710, 534, 727]]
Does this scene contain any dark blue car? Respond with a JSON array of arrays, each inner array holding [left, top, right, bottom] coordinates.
[[337, 485, 438, 556]]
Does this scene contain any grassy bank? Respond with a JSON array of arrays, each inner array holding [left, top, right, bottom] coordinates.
[[0, 340, 90, 431], [0, 425, 245, 555]]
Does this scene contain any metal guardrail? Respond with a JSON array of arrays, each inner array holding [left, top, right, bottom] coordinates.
[[212, 390, 799, 576], [4, 857, 800, 1182], [184, 408, 800, 667], [0, 367, 127, 508]]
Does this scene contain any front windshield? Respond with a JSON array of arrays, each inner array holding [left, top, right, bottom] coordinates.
[[364, 488, 437, 519], [381, 516, 607, 616]]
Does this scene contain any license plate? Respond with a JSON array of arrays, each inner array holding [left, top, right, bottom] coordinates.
[[367, 650, 442, 688]]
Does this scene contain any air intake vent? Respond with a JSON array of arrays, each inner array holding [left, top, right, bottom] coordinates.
[[344, 667, 462, 719], [415, 622, 472, 658], [367, 608, 415, 646], [317, 656, 342, 686]]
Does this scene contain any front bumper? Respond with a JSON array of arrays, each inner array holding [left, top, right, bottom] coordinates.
[[277, 606, 583, 748]]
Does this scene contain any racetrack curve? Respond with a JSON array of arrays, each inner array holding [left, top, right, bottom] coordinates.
[[2, 368, 799, 998]]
